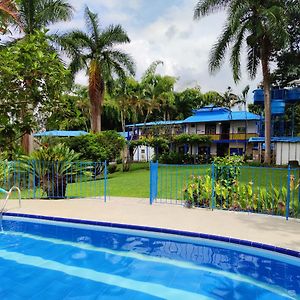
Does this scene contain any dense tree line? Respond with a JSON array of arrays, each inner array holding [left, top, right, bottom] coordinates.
[[0, 0, 299, 164]]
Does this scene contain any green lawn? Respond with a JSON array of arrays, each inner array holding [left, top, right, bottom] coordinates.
[[68, 162, 151, 198], [7, 163, 299, 202]]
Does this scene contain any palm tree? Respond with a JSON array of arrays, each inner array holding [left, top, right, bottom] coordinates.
[[194, 0, 291, 164], [18, 0, 73, 35], [60, 7, 135, 132]]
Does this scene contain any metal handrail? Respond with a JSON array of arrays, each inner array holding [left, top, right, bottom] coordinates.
[[0, 186, 21, 212]]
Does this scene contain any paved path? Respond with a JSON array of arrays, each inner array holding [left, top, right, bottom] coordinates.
[[4, 197, 300, 252]]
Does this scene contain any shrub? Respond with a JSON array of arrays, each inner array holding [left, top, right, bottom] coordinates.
[[213, 155, 244, 187], [183, 175, 212, 208], [20, 144, 84, 199], [63, 131, 125, 162], [108, 164, 118, 174], [158, 151, 196, 164]]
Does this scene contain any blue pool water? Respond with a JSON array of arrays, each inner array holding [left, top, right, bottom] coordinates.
[[0, 217, 299, 299]]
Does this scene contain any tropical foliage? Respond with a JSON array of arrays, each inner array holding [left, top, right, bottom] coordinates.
[[0, 30, 69, 155], [0, 0, 20, 33], [18, 0, 73, 35], [62, 131, 126, 162], [60, 6, 135, 132], [20, 143, 82, 198], [194, 0, 294, 164]]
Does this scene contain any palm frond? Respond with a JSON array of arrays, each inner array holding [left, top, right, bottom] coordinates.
[[20, 0, 73, 34], [99, 24, 130, 49], [108, 50, 135, 76], [61, 30, 93, 50], [230, 25, 247, 83], [246, 44, 259, 80], [194, 0, 230, 19], [84, 6, 100, 43], [141, 60, 163, 82], [209, 22, 233, 73], [36, 0, 73, 27]]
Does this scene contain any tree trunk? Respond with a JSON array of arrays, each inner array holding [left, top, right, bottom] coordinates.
[[261, 48, 272, 164], [90, 100, 102, 132], [89, 60, 104, 133], [21, 133, 32, 155]]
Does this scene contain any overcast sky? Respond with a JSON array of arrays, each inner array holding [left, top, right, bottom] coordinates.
[[50, 0, 262, 101]]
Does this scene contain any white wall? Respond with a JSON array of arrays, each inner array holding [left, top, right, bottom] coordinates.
[[230, 121, 257, 134], [275, 142, 300, 165], [196, 123, 205, 134], [133, 145, 155, 162], [210, 144, 217, 155]]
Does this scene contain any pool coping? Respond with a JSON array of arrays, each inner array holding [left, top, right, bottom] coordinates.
[[3, 212, 300, 259]]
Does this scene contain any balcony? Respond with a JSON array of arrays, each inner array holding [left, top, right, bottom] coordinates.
[[208, 133, 258, 141]]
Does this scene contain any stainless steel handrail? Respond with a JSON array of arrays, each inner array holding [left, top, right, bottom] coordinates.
[[0, 186, 21, 212]]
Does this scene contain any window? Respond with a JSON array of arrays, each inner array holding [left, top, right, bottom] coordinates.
[[191, 124, 195, 128], [141, 149, 145, 154], [237, 127, 246, 133], [205, 124, 216, 135]]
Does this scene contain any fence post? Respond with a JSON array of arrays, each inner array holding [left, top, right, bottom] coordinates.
[[211, 162, 215, 210], [286, 165, 291, 220], [150, 161, 158, 205], [104, 161, 107, 202]]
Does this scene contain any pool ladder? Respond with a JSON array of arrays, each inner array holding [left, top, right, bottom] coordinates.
[[0, 186, 21, 213]]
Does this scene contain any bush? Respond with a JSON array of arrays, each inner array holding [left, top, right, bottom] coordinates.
[[62, 131, 125, 162], [213, 155, 244, 187], [108, 163, 118, 174], [158, 151, 211, 164], [20, 144, 83, 199], [183, 175, 290, 214]]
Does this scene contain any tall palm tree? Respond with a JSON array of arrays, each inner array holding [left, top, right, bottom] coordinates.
[[60, 7, 135, 132], [194, 0, 292, 164], [19, 0, 72, 35]]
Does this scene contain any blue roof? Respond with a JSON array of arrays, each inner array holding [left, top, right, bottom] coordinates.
[[33, 130, 88, 137], [125, 107, 260, 128], [184, 107, 260, 123], [126, 120, 184, 128], [249, 137, 300, 143]]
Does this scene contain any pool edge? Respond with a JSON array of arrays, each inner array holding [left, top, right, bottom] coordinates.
[[3, 212, 300, 259]]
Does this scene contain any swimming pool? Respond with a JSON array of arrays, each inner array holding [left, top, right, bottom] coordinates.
[[0, 215, 299, 299]]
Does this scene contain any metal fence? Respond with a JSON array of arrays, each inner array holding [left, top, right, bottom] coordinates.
[[150, 161, 300, 220], [0, 160, 108, 200]]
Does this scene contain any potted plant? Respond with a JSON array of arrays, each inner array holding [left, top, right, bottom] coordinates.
[[20, 144, 84, 199]]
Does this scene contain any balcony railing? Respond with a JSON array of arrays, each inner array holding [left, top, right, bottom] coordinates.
[[208, 133, 258, 141]]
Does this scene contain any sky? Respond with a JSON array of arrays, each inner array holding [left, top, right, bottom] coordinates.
[[50, 0, 262, 101]]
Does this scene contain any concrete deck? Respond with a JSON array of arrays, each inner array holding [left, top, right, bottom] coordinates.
[[3, 197, 300, 252]]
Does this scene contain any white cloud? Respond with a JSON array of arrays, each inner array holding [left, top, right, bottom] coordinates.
[[67, 0, 262, 102]]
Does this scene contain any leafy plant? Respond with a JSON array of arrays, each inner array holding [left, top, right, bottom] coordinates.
[[214, 155, 244, 187], [0, 160, 12, 190], [20, 144, 83, 198], [61, 131, 125, 162]]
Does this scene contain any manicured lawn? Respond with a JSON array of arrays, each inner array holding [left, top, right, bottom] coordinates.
[[67, 162, 151, 199], [8, 163, 299, 203]]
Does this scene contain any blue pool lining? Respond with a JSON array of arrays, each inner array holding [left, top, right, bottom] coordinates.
[[3, 212, 300, 259]]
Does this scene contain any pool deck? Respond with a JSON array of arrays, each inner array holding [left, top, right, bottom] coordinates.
[[4, 197, 300, 253]]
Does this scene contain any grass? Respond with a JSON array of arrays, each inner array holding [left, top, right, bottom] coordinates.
[[68, 162, 151, 198], [5, 163, 299, 202]]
